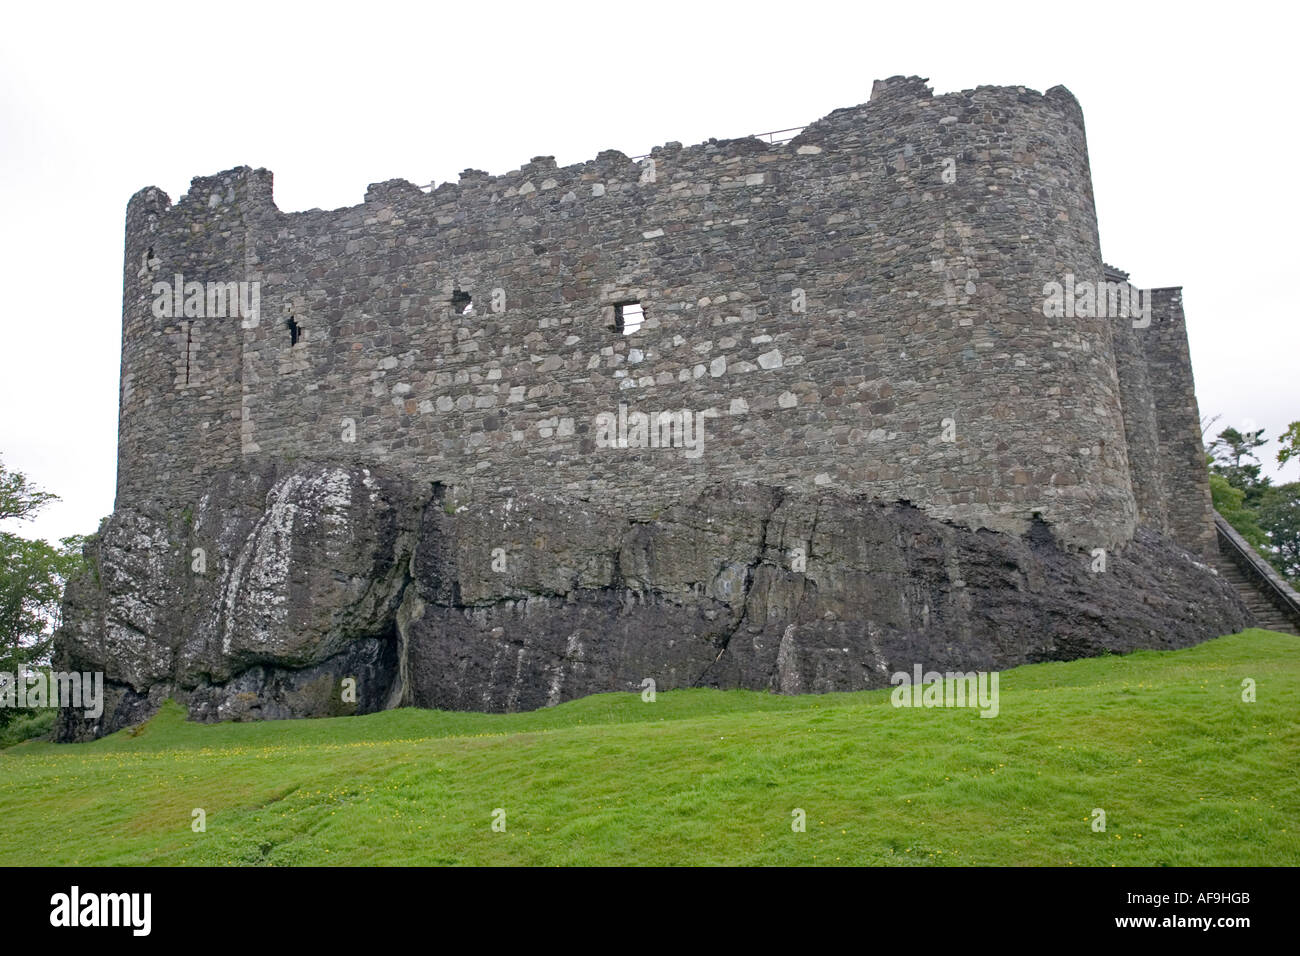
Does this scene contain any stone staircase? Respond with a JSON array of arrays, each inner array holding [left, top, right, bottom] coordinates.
[[1213, 512, 1300, 636]]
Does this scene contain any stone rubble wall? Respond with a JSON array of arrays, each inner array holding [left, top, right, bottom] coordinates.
[[115, 76, 1180, 555], [67, 76, 1231, 739], [1140, 288, 1217, 557]]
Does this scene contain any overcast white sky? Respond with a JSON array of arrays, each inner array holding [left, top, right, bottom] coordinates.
[[1, 0, 1296, 545]]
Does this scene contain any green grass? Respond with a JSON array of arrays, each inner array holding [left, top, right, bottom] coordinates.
[[1, 630, 1296, 866]]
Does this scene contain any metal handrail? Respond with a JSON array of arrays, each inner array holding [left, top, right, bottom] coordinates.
[[416, 123, 814, 188], [629, 125, 807, 161], [1213, 510, 1300, 624]]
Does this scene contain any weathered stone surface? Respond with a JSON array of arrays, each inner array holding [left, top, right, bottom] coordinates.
[[55, 471, 1250, 740], [53, 76, 1243, 740], [402, 484, 1249, 708], [113, 77, 1197, 558], [54, 462, 422, 740]]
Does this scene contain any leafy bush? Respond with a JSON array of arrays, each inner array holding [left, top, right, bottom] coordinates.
[[0, 708, 55, 749]]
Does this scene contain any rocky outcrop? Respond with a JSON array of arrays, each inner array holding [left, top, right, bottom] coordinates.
[[54, 462, 422, 740], [54, 464, 1252, 740]]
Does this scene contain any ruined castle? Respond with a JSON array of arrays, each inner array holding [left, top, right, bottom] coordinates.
[[55, 76, 1250, 739]]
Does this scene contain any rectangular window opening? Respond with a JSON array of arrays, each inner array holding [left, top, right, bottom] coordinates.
[[614, 301, 644, 335]]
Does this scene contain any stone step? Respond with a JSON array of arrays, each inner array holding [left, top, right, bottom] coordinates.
[[1213, 556, 1300, 636]]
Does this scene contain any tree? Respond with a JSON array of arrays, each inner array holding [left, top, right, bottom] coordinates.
[[1208, 426, 1271, 506], [0, 532, 85, 672], [1209, 473, 1268, 550], [1278, 421, 1300, 473], [0, 462, 57, 523], [0, 457, 86, 729], [1200, 413, 1222, 439], [1256, 483, 1300, 586]]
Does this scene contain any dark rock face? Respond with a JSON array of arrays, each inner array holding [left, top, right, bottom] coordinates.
[[54, 465, 1250, 740], [54, 462, 421, 740]]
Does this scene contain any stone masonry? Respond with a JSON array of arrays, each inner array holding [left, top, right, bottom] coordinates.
[[53, 77, 1247, 739]]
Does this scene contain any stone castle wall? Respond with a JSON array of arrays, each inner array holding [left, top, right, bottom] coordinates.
[[115, 76, 1213, 557], [1135, 288, 1217, 556]]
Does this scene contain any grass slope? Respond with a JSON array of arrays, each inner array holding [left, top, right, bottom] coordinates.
[[1, 630, 1296, 866]]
